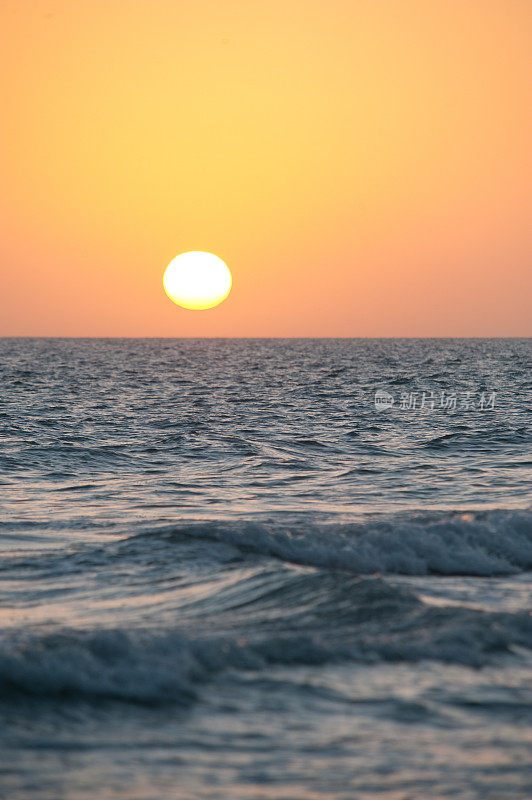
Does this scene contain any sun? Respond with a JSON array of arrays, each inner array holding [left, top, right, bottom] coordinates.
[[163, 252, 232, 310]]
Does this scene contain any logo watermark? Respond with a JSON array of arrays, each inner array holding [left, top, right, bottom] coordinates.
[[374, 389, 497, 412], [374, 389, 395, 411]]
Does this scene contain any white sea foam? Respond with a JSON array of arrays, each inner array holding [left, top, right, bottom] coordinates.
[[158, 509, 532, 576]]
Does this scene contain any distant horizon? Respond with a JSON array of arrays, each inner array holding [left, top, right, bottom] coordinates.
[[2, 335, 531, 340]]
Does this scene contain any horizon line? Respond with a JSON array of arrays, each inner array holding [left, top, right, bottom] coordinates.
[[1, 335, 530, 341]]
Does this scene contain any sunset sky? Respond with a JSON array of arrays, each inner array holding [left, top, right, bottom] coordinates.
[[1, 0, 530, 336]]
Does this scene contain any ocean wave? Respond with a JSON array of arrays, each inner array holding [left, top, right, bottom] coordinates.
[[422, 425, 531, 450], [142, 508, 532, 577], [0, 628, 200, 705], [0, 570, 530, 705]]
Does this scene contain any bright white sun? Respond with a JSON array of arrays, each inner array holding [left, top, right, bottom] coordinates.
[[163, 251, 232, 310]]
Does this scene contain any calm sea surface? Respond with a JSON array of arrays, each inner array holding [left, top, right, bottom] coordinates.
[[1, 338, 531, 799]]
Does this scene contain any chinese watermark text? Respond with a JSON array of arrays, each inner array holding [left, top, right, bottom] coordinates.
[[374, 389, 496, 412]]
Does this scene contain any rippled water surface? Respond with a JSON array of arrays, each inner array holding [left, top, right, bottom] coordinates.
[[1, 338, 531, 800]]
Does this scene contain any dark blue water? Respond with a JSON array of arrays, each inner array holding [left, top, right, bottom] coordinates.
[[1, 338, 531, 799]]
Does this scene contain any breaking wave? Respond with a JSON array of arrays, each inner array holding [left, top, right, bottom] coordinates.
[[139, 508, 532, 577], [1, 567, 530, 706]]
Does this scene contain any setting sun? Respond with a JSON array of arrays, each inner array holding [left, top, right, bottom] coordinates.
[[163, 252, 232, 310]]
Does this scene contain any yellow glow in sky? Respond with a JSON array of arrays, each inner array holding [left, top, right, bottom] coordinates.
[[0, 0, 531, 336]]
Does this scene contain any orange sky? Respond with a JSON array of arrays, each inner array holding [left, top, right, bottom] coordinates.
[[1, 0, 531, 336]]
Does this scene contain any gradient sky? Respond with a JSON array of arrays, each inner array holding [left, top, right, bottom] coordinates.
[[1, 0, 531, 336]]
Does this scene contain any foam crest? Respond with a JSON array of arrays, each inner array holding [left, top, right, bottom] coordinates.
[[158, 509, 532, 576]]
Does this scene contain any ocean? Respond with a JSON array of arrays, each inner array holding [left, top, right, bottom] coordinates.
[[0, 337, 531, 800]]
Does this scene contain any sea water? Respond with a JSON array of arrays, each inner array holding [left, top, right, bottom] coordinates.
[[0, 338, 531, 799]]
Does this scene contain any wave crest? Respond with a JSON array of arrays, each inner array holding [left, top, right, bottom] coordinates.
[[151, 509, 532, 576]]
